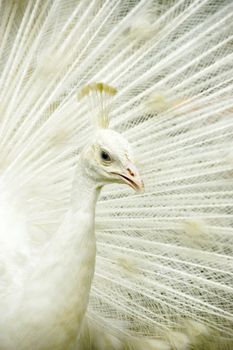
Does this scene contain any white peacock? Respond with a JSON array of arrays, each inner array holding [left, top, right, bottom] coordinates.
[[0, 1, 232, 349]]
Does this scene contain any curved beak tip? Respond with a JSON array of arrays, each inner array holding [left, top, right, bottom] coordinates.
[[112, 162, 144, 193], [125, 162, 144, 193], [137, 180, 145, 193]]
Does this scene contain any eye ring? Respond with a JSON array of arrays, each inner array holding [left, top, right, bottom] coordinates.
[[100, 149, 112, 163]]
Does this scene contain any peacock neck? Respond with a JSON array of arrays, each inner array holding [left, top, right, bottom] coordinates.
[[71, 158, 101, 214], [18, 159, 102, 349]]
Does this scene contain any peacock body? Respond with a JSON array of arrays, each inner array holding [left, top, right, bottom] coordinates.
[[0, 0, 233, 349]]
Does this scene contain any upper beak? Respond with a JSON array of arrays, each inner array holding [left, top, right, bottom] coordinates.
[[113, 162, 144, 193]]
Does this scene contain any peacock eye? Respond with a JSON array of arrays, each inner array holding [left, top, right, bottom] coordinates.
[[100, 150, 112, 163]]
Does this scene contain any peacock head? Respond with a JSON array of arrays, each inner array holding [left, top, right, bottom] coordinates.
[[78, 83, 144, 192], [83, 128, 144, 192]]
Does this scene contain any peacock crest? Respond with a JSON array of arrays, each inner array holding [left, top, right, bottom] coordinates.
[[78, 82, 117, 129]]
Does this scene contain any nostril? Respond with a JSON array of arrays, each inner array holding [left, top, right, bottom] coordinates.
[[127, 168, 135, 177]]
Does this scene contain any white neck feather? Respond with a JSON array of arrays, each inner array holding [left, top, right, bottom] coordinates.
[[7, 159, 101, 349], [71, 158, 101, 213]]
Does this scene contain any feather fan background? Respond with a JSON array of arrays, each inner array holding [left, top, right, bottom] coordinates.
[[0, 0, 233, 349]]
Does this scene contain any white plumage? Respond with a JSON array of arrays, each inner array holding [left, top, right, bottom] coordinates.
[[0, 0, 233, 349]]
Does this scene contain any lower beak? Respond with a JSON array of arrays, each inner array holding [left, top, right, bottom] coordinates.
[[113, 162, 144, 193]]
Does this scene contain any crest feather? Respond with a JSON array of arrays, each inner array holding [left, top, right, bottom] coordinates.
[[78, 82, 117, 129]]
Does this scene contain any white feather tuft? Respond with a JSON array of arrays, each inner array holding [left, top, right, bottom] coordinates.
[[166, 331, 190, 350]]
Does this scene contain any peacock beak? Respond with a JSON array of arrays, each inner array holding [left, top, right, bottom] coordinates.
[[113, 162, 144, 193]]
